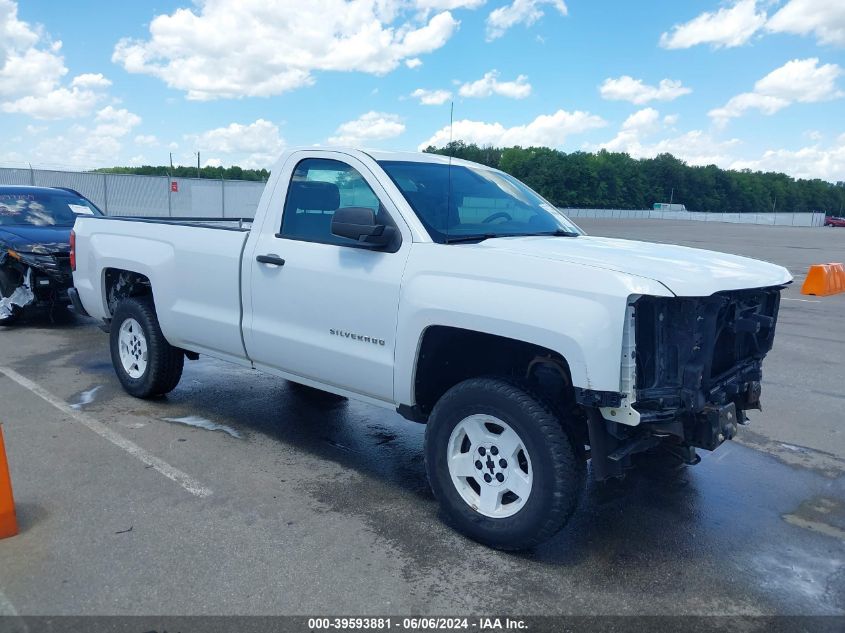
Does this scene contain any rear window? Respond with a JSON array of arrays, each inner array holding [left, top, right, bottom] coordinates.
[[0, 190, 101, 227]]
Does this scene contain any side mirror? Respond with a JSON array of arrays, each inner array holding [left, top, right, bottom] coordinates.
[[331, 207, 395, 248]]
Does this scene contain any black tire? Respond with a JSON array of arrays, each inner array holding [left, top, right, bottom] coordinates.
[[0, 267, 23, 326], [425, 377, 585, 550], [110, 297, 184, 398]]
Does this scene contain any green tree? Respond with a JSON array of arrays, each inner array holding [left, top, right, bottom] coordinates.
[[424, 144, 845, 214]]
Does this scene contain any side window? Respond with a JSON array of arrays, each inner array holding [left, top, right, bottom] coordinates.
[[279, 158, 390, 246]]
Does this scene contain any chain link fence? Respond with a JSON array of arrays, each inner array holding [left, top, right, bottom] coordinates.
[[0, 166, 266, 218]]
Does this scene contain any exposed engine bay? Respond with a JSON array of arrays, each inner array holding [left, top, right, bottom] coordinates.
[[589, 286, 784, 479]]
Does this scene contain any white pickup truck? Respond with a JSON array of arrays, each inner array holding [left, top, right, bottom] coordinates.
[[71, 148, 792, 549]]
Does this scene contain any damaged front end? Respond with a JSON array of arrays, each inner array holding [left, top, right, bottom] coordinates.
[[0, 243, 73, 322], [589, 286, 784, 479]]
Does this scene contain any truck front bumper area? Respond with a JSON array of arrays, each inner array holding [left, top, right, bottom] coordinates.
[[587, 286, 782, 480]]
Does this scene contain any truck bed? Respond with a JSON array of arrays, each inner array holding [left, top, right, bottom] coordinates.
[[72, 214, 252, 362]]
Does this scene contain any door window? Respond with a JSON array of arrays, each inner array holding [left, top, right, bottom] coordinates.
[[279, 158, 391, 246]]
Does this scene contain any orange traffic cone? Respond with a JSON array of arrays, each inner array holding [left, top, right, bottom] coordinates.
[[0, 424, 17, 539]]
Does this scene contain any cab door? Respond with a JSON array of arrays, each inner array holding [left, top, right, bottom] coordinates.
[[243, 152, 411, 402]]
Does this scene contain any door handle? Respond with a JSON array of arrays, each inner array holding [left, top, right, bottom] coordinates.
[[256, 254, 286, 266]]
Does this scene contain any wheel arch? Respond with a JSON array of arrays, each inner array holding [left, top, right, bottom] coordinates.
[[403, 325, 579, 422], [101, 267, 154, 317]]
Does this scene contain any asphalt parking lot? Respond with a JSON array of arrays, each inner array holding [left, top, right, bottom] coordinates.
[[0, 219, 843, 617]]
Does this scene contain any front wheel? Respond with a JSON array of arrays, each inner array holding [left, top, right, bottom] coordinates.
[[110, 297, 184, 398], [425, 377, 585, 550]]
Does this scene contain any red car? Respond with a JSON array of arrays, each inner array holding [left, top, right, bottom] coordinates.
[[825, 216, 845, 227]]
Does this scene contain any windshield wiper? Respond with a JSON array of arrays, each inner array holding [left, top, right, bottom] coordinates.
[[522, 229, 580, 237], [443, 229, 579, 244], [443, 233, 500, 244]]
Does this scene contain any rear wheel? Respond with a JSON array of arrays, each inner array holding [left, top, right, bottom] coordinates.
[[110, 297, 184, 398], [425, 377, 585, 550], [0, 267, 23, 326]]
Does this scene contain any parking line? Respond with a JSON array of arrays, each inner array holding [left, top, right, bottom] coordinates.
[[782, 297, 821, 303], [0, 367, 212, 499]]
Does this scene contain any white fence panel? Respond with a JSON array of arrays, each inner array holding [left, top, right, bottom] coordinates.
[[562, 208, 826, 227], [223, 180, 263, 218], [0, 167, 266, 218], [32, 170, 107, 210], [0, 168, 33, 185], [106, 173, 170, 217]]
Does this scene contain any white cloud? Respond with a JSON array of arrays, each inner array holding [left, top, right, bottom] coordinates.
[[419, 109, 606, 149], [659, 0, 766, 49], [601, 122, 845, 181], [405, 58, 423, 69], [415, 0, 485, 10], [328, 111, 406, 145], [709, 93, 790, 123], [601, 107, 662, 153], [640, 131, 742, 166], [91, 106, 142, 138], [458, 70, 531, 99], [486, 0, 567, 41], [113, 0, 462, 100], [730, 134, 845, 181], [410, 88, 452, 105], [599, 108, 740, 167], [71, 73, 111, 89], [134, 134, 159, 146], [599, 76, 691, 104], [2, 76, 110, 119], [753, 57, 843, 102], [188, 119, 286, 168], [659, 1, 845, 50], [709, 58, 843, 124], [14, 106, 143, 168], [767, 0, 845, 47], [0, 0, 110, 118]]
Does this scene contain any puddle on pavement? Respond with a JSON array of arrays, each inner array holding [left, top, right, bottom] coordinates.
[[783, 496, 845, 542], [69, 385, 102, 409], [162, 415, 242, 439]]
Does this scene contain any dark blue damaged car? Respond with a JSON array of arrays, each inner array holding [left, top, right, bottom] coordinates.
[[0, 185, 102, 324]]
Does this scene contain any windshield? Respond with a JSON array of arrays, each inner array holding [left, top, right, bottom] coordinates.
[[378, 160, 581, 243], [0, 189, 102, 227]]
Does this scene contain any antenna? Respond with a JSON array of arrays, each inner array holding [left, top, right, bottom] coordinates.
[[446, 101, 454, 241]]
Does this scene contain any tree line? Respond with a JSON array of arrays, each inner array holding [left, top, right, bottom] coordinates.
[[424, 143, 845, 215], [94, 165, 270, 182], [95, 144, 845, 215]]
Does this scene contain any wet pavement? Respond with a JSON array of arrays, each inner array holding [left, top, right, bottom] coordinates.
[[0, 220, 843, 616]]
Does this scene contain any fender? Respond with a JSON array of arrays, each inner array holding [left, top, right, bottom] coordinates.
[[393, 244, 673, 406]]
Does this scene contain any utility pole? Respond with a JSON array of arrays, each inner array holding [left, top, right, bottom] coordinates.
[[669, 187, 674, 204], [772, 196, 777, 213], [195, 151, 201, 179]]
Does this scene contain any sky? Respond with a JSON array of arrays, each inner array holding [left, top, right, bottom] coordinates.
[[0, 0, 843, 181]]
